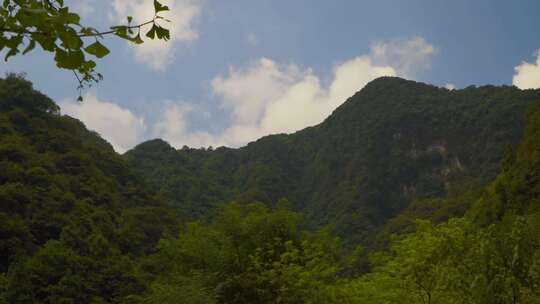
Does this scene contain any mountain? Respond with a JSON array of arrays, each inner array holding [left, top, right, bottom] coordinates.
[[0, 74, 178, 303], [469, 100, 540, 224], [344, 95, 540, 303], [1, 74, 539, 303], [132, 80, 540, 304], [126, 77, 540, 244]]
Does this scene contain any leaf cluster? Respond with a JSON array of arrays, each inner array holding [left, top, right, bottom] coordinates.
[[0, 0, 171, 92]]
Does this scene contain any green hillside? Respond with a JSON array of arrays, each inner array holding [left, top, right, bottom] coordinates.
[[1, 74, 539, 303], [0, 74, 178, 303], [127, 99, 540, 303], [126, 77, 540, 244]]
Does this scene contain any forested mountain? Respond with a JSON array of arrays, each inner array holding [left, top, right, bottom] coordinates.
[[0, 74, 179, 302], [1, 74, 539, 303], [126, 77, 540, 244]]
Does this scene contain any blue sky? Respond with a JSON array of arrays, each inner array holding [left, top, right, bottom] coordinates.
[[2, 0, 540, 152]]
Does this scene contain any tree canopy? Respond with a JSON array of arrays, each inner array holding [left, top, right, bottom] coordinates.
[[1, 76, 540, 303]]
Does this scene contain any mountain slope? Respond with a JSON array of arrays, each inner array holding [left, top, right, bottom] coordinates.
[[126, 77, 540, 243], [0, 74, 178, 303]]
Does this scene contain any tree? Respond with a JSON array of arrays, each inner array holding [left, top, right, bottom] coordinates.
[[140, 201, 352, 304], [0, 0, 171, 95]]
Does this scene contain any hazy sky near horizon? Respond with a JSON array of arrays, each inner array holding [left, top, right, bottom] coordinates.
[[2, 0, 540, 152]]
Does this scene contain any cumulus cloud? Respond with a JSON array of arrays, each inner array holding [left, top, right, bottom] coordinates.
[[370, 36, 436, 77], [60, 93, 146, 153], [68, 0, 95, 17], [152, 102, 219, 147], [444, 83, 456, 90], [60, 96, 214, 152], [62, 37, 436, 150], [111, 0, 203, 70], [208, 56, 395, 146], [196, 37, 435, 147], [513, 50, 540, 89]]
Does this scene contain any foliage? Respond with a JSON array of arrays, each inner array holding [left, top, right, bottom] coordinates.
[[126, 77, 540, 245], [345, 216, 540, 304], [0, 74, 178, 303], [138, 200, 353, 304], [343, 100, 540, 304], [0, 0, 171, 90], [2, 75, 540, 303]]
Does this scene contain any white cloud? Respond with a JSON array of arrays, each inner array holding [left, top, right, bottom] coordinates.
[[112, 0, 203, 70], [68, 0, 95, 17], [370, 36, 436, 77], [444, 83, 456, 90], [62, 37, 436, 151], [208, 56, 396, 146], [513, 50, 540, 89], [152, 101, 219, 147], [60, 93, 146, 153], [197, 37, 435, 147]]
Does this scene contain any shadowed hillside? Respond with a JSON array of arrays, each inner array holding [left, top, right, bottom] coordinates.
[[2, 74, 540, 303], [125, 77, 540, 244], [0, 74, 178, 302]]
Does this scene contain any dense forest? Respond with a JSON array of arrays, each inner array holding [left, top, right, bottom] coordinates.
[[1, 74, 540, 303], [126, 77, 540, 246]]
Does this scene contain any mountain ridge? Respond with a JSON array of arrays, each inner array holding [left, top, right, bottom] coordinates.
[[2, 74, 540, 302], [126, 76, 540, 243]]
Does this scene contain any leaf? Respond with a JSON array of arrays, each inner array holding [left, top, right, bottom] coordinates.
[[146, 25, 157, 39], [66, 12, 81, 24], [110, 25, 128, 31], [85, 41, 110, 58], [153, 0, 170, 13], [4, 48, 17, 61], [132, 33, 144, 45], [54, 49, 85, 69], [80, 27, 99, 37], [59, 30, 83, 49], [22, 40, 36, 55], [155, 26, 170, 41], [35, 35, 56, 52], [20, 8, 48, 15]]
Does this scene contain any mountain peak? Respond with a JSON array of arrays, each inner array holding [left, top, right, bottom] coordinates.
[[130, 138, 174, 153], [361, 76, 435, 93]]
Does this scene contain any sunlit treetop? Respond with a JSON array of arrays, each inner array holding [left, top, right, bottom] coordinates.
[[0, 0, 171, 99]]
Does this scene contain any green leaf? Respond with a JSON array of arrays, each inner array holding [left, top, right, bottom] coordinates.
[[22, 40, 36, 55], [110, 25, 128, 31], [66, 12, 81, 24], [153, 0, 170, 13], [4, 48, 17, 61], [146, 25, 157, 39], [155, 26, 170, 41], [35, 35, 56, 52], [132, 33, 144, 45], [85, 41, 110, 58], [54, 49, 85, 69], [59, 29, 83, 49], [80, 27, 99, 36]]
